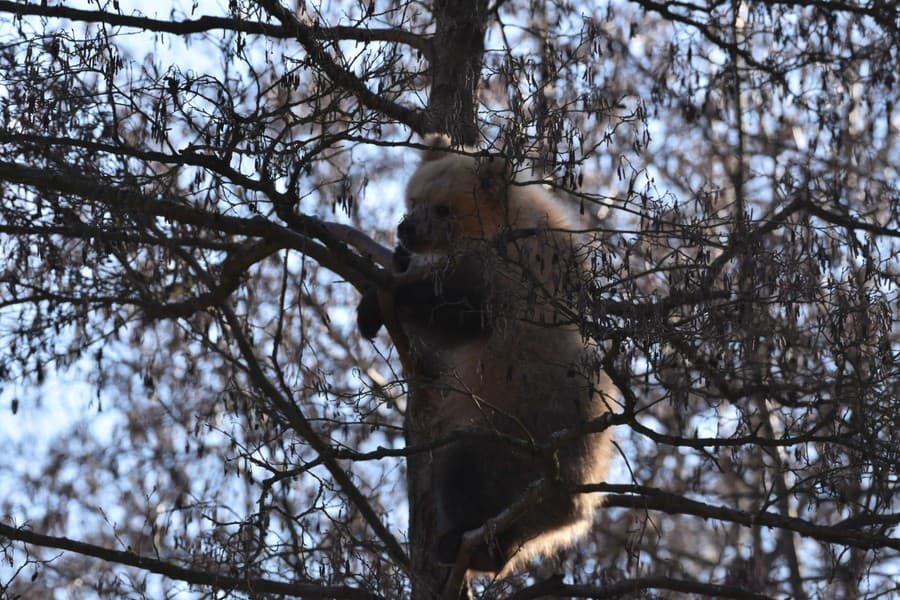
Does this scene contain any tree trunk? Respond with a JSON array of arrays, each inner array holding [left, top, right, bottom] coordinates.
[[406, 402, 457, 599], [426, 0, 489, 146], [407, 3, 488, 597]]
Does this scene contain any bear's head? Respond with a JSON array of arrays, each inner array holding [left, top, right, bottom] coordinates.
[[397, 135, 511, 255]]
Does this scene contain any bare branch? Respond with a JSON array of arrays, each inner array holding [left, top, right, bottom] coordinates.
[[216, 298, 411, 569], [253, 0, 428, 134], [0, 159, 385, 290], [594, 484, 900, 552], [0, 522, 381, 599], [507, 574, 777, 600], [0, 1, 431, 54]]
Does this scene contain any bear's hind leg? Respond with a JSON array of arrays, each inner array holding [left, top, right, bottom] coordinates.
[[435, 439, 534, 572]]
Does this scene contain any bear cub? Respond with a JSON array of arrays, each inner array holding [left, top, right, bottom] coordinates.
[[358, 136, 613, 576]]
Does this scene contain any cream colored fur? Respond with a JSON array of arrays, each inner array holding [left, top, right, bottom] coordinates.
[[400, 136, 614, 576]]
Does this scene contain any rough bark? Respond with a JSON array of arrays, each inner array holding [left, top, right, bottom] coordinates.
[[426, 0, 489, 145]]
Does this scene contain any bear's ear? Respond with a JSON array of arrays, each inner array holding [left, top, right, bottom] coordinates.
[[420, 134, 453, 162], [476, 152, 511, 195]]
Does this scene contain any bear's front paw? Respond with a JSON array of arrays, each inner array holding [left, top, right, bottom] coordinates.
[[393, 247, 443, 281], [392, 245, 411, 274], [356, 287, 384, 339]]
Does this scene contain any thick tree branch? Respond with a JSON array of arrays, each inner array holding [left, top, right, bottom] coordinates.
[[427, 0, 490, 142], [323, 222, 393, 269], [506, 574, 776, 600], [0, 159, 388, 291], [593, 484, 900, 552], [804, 201, 900, 238], [756, 0, 899, 34], [0, 522, 380, 599], [142, 239, 285, 319], [0, 1, 431, 55]]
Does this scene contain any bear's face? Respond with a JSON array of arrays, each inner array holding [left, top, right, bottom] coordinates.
[[398, 148, 509, 255]]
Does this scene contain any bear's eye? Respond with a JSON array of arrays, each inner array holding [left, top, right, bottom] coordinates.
[[434, 205, 452, 218]]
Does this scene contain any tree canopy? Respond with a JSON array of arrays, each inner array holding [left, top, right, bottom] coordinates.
[[0, 0, 897, 598]]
